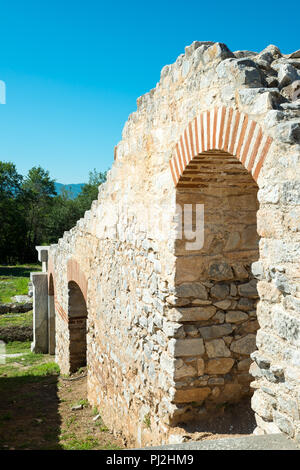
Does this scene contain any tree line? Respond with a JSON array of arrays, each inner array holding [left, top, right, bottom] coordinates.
[[0, 162, 107, 264]]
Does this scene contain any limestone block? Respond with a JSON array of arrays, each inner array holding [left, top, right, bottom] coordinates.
[[273, 411, 295, 437], [168, 306, 216, 322], [230, 334, 257, 355], [174, 360, 197, 379], [251, 390, 275, 421], [213, 300, 232, 310], [208, 262, 233, 281], [226, 311, 249, 323], [197, 358, 205, 375], [205, 339, 231, 358], [255, 414, 281, 434], [251, 261, 264, 280], [238, 280, 258, 298], [237, 88, 279, 115], [237, 297, 255, 311], [171, 338, 205, 357], [273, 307, 300, 346], [273, 63, 300, 88], [199, 324, 233, 340], [210, 283, 230, 300], [175, 282, 208, 300], [281, 80, 300, 101], [184, 325, 199, 337], [206, 358, 234, 374], [275, 121, 300, 144], [173, 387, 211, 404], [237, 358, 252, 371], [202, 42, 234, 64], [216, 58, 263, 88]]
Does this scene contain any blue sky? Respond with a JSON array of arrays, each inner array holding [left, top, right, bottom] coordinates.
[[0, 0, 299, 183]]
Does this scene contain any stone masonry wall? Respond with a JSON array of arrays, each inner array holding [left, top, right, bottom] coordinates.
[[48, 41, 300, 446]]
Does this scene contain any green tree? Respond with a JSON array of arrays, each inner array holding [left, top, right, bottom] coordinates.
[[77, 169, 107, 212], [0, 162, 25, 263], [46, 191, 82, 244], [21, 166, 57, 260]]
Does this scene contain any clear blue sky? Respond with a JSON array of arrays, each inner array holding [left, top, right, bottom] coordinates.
[[0, 0, 299, 183]]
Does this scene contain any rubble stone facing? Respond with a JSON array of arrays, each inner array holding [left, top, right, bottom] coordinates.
[[47, 41, 300, 446]]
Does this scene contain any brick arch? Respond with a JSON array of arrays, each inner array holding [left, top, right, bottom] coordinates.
[[169, 106, 273, 185], [67, 258, 88, 302]]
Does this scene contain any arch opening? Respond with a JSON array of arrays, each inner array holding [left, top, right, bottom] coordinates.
[[174, 149, 259, 425], [68, 280, 88, 373]]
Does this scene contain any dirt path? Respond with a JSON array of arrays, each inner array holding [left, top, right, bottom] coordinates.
[[0, 370, 124, 450]]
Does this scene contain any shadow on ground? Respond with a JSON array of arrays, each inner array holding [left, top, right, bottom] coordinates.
[[0, 374, 62, 450], [175, 398, 256, 436], [0, 265, 40, 279]]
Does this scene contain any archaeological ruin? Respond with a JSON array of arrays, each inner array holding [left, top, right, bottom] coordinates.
[[31, 41, 300, 446]]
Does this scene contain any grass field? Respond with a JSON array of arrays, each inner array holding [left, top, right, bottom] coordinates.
[[0, 264, 41, 304], [0, 311, 33, 328]]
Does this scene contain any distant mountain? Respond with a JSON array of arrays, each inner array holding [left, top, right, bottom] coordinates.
[[55, 182, 85, 199]]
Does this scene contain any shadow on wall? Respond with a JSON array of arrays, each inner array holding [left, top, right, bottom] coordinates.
[[174, 397, 256, 436]]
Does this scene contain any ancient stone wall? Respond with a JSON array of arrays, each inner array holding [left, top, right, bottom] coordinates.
[[45, 41, 300, 446]]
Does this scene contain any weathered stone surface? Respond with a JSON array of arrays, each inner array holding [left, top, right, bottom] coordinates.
[[237, 358, 252, 371], [273, 63, 300, 88], [226, 311, 248, 323], [197, 358, 205, 376], [216, 58, 263, 88], [206, 358, 234, 374], [238, 280, 258, 298], [238, 88, 279, 115], [251, 261, 264, 280], [210, 284, 230, 300], [276, 121, 300, 144], [208, 262, 233, 281], [205, 339, 231, 358], [175, 283, 207, 300], [230, 334, 257, 355], [273, 411, 295, 437], [171, 338, 205, 357], [213, 299, 232, 310], [237, 297, 254, 311], [168, 306, 216, 322], [173, 387, 211, 404], [174, 359, 197, 379], [281, 80, 300, 101], [251, 390, 275, 421], [199, 324, 233, 340]]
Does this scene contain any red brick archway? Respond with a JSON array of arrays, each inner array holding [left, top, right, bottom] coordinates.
[[169, 107, 273, 185]]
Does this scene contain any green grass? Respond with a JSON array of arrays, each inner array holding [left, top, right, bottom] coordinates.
[[0, 311, 33, 327], [0, 341, 59, 379], [0, 264, 41, 303], [5, 341, 31, 353], [62, 436, 100, 450], [0, 361, 60, 379]]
